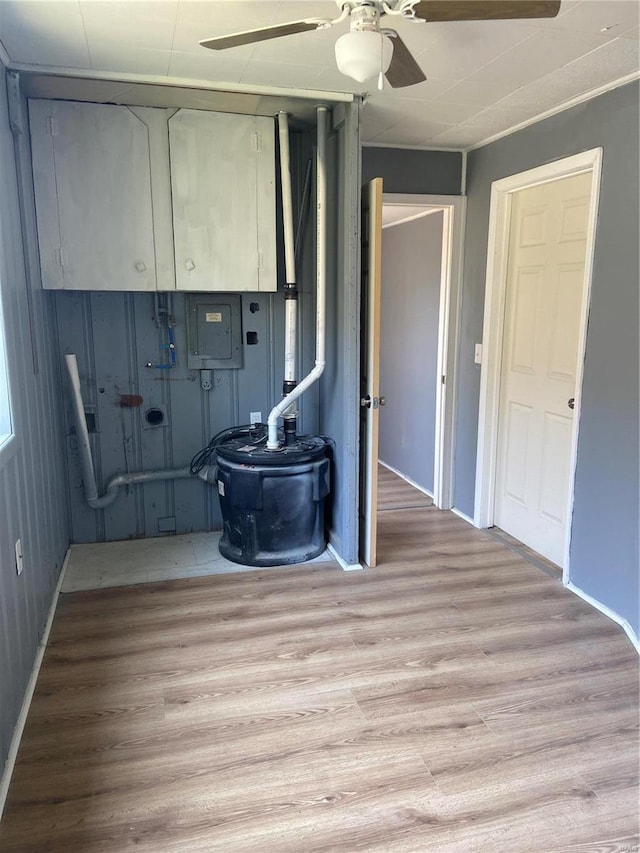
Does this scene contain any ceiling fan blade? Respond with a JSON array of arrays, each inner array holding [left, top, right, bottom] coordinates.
[[411, 1, 561, 22], [200, 20, 325, 51], [385, 32, 427, 88]]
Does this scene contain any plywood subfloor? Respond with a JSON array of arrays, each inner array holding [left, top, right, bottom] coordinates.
[[1, 508, 638, 852]]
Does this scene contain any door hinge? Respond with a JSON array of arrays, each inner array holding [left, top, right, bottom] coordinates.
[[48, 116, 58, 136], [253, 131, 261, 153], [442, 375, 446, 385], [57, 248, 66, 268], [257, 251, 263, 270]]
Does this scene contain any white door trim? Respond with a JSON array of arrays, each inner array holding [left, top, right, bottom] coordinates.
[[473, 148, 603, 579], [381, 193, 466, 510]]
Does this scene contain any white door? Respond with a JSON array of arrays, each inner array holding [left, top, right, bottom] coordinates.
[[359, 178, 384, 568], [494, 171, 592, 566]]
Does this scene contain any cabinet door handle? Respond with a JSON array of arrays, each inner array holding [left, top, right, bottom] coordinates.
[[135, 261, 147, 273], [568, 397, 575, 410], [185, 259, 196, 271]]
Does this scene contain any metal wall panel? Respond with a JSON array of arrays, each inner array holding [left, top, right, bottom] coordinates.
[[0, 68, 70, 776], [55, 131, 320, 543]]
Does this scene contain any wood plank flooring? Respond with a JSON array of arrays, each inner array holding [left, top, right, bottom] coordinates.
[[377, 463, 433, 511], [1, 488, 638, 851]]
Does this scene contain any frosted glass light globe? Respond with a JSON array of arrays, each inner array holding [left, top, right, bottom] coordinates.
[[335, 30, 392, 84]]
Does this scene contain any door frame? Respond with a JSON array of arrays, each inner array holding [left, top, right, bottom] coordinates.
[[360, 178, 385, 568], [473, 148, 603, 579], [380, 193, 466, 510]]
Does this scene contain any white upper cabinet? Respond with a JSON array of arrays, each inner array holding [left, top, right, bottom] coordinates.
[[169, 109, 277, 292], [29, 100, 174, 291], [30, 102, 277, 293]]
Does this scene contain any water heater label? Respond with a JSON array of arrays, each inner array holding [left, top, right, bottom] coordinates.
[[206, 312, 223, 323], [218, 480, 225, 496]]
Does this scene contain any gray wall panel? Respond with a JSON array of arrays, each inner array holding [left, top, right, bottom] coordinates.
[[456, 81, 639, 636], [57, 289, 268, 541], [379, 211, 443, 493], [0, 67, 69, 778], [362, 146, 463, 195], [318, 103, 361, 563], [55, 131, 322, 543]]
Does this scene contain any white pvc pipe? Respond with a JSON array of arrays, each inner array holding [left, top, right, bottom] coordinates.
[[284, 299, 297, 387], [316, 106, 327, 368], [65, 354, 99, 503], [279, 111, 296, 290], [65, 353, 192, 509], [88, 467, 192, 510], [278, 112, 297, 394], [267, 105, 328, 448]]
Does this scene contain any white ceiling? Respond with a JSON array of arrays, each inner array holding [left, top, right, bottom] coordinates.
[[0, 0, 638, 149]]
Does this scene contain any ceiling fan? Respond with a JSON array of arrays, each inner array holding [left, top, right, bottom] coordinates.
[[200, 1, 561, 91]]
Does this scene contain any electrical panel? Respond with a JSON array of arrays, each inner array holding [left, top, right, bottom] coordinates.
[[186, 294, 243, 370]]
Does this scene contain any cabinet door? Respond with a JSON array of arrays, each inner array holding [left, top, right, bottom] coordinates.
[[30, 100, 157, 291], [169, 109, 276, 292]]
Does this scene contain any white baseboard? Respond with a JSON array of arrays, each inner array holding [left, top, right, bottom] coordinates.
[[327, 543, 363, 572], [450, 506, 476, 527], [566, 580, 639, 654], [378, 459, 434, 499], [446, 510, 638, 654], [0, 547, 70, 819]]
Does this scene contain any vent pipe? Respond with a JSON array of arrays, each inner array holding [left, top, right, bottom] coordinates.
[[65, 353, 192, 509], [278, 111, 298, 445], [267, 105, 328, 449]]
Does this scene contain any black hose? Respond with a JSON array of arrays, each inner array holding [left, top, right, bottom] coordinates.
[[189, 423, 268, 475]]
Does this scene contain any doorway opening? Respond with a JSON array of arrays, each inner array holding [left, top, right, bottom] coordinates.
[[360, 186, 465, 567], [474, 149, 603, 580]]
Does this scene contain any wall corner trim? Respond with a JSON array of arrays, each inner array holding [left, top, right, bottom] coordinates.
[[0, 548, 70, 819], [565, 580, 640, 654]]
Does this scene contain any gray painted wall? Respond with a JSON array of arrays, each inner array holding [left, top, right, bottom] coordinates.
[[55, 129, 321, 544], [362, 146, 463, 195], [455, 81, 639, 636], [379, 211, 443, 493], [0, 67, 69, 776], [319, 103, 361, 565]]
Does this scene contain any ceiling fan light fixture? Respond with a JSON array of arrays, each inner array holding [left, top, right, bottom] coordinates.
[[334, 29, 392, 84]]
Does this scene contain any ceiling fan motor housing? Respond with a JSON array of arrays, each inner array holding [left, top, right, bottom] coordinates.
[[335, 0, 419, 22], [346, 4, 382, 33]]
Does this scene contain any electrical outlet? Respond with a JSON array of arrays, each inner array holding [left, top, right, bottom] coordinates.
[[15, 539, 24, 576], [250, 411, 262, 425]]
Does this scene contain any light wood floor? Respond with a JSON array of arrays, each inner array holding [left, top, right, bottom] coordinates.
[[1, 480, 638, 851], [377, 463, 433, 511]]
